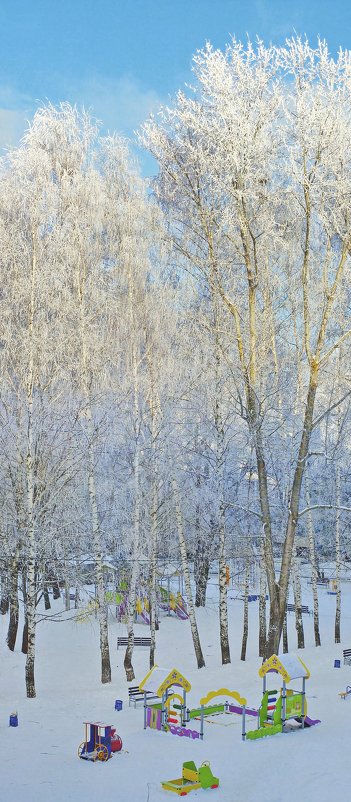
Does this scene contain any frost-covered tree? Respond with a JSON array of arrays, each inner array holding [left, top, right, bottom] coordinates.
[[141, 37, 351, 656], [0, 103, 163, 692], [0, 128, 73, 695]]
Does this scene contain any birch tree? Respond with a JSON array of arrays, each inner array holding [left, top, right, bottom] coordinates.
[[172, 475, 205, 668], [20, 105, 115, 684], [0, 127, 75, 694], [141, 37, 351, 655], [305, 471, 321, 646]]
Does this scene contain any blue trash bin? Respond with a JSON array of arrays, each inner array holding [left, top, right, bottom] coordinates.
[[9, 713, 18, 727], [334, 659, 341, 668], [115, 699, 123, 711]]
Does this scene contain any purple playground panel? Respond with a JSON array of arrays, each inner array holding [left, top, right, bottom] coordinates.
[[146, 706, 162, 731], [228, 704, 258, 717]]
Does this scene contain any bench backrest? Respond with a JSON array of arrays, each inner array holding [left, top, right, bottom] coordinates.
[[117, 636, 151, 648]]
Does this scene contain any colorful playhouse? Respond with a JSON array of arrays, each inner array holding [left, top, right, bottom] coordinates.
[[245, 653, 321, 740], [140, 666, 191, 733]]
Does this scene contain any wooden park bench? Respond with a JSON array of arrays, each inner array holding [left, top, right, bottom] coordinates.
[[286, 603, 311, 615], [128, 685, 159, 707], [117, 636, 151, 649], [343, 649, 351, 665]]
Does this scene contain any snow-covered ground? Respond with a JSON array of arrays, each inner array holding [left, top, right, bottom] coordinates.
[[1, 569, 351, 802]]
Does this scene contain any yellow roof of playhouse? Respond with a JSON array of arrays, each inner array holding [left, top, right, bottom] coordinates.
[[259, 654, 310, 682], [139, 666, 191, 696]]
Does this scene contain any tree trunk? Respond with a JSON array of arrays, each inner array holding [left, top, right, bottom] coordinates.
[[282, 611, 288, 654], [218, 510, 230, 664], [149, 482, 158, 669], [172, 476, 205, 668], [335, 465, 341, 643], [145, 343, 161, 669], [195, 541, 209, 607], [87, 432, 111, 684], [291, 542, 305, 649], [240, 555, 250, 661], [194, 456, 209, 608], [74, 584, 80, 609], [79, 294, 111, 685], [25, 473, 36, 697], [123, 404, 141, 683], [259, 540, 267, 657], [213, 312, 230, 665], [21, 616, 28, 655], [0, 588, 9, 615], [123, 254, 143, 683], [43, 586, 50, 611], [265, 371, 318, 657], [43, 571, 51, 611], [21, 568, 28, 654], [251, 407, 279, 655], [305, 472, 321, 646], [65, 578, 70, 611], [25, 239, 37, 698], [7, 552, 19, 651]]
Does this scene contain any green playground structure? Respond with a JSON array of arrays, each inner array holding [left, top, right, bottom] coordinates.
[[245, 654, 321, 740], [161, 761, 219, 796], [245, 689, 293, 739]]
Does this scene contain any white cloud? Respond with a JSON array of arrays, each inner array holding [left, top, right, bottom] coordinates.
[[73, 74, 164, 139]]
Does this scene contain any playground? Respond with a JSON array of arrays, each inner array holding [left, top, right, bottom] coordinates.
[[1, 572, 351, 802], [106, 563, 189, 626], [138, 654, 321, 743]]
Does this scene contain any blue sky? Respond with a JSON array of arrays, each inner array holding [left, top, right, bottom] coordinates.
[[0, 0, 350, 171]]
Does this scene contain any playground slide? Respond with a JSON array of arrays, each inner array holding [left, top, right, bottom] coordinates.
[[295, 715, 321, 727], [175, 603, 189, 620], [157, 586, 189, 620]]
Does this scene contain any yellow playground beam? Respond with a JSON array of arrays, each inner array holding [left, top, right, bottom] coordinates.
[[199, 688, 247, 707]]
